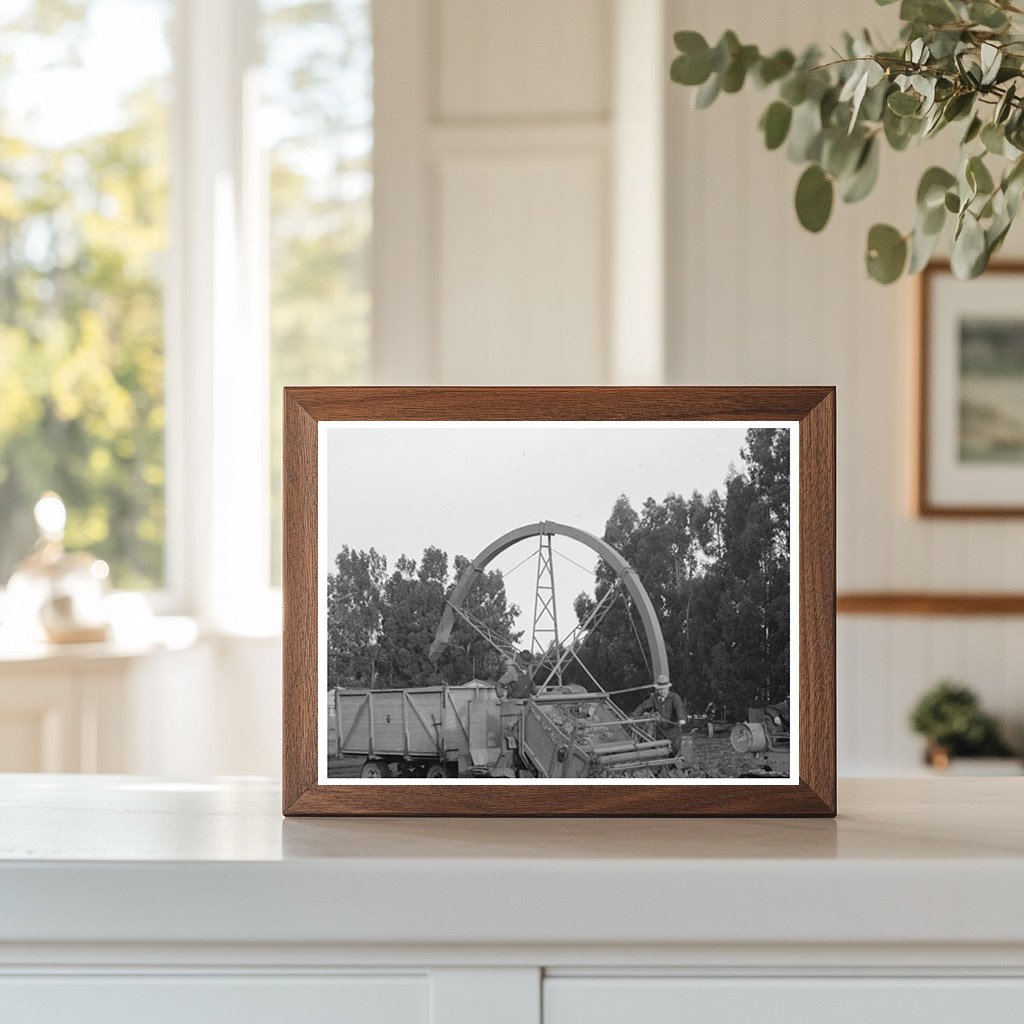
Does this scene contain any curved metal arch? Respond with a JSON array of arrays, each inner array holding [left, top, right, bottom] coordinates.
[[428, 521, 669, 685]]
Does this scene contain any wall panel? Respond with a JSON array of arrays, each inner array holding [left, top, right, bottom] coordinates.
[[436, 150, 608, 384], [438, 0, 611, 120]]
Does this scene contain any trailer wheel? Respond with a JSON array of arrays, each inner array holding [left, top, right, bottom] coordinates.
[[424, 764, 449, 780], [360, 761, 384, 778]]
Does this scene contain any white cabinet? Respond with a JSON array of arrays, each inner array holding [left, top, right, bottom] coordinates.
[[0, 637, 210, 773], [1, 777, 1022, 1024], [544, 977, 1024, 1024], [0, 975, 429, 1024]]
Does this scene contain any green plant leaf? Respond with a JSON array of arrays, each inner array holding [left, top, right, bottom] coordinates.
[[996, 82, 1017, 125], [944, 190, 960, 213], [842, 137, 880, 203], [967, 154, 995, 195], [754, 49, 795, 87], [908, 221, 942, 273], [787, 101, 823, 162], [822, 128, 862, 178], [795, 164, 834, 232], [921, 199, 946, 235], [942, 92, 974, 123], [951, 212, 986, 278], [888, 90, 921, 115], [710, 30, 740, 73], [980, 41, 1002, 86], [671, 32, 713, 86], [866, 223, 907, 283], [970, 2, 1009, 29], [760, 101, 792, 150], [981, 122, 1005, 155], [917, 166, 957, 210], [884, 106, 922, 150], [962, 115, 983, 145], [694, 73, 721, 109], [779, 74, 807, 106], [721, 44, 759, 92]]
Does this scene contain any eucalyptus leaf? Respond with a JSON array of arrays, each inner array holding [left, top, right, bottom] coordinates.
[[754, 49, 795, 87], [884, 106, 922, 150], [822, 128, 863, 178], [795, 164, 834, 232], [962, 115, 983, 145], [970, 2, 1009, 30], [694, 73, 721, 109], [942, 91, 974, 122], [866, 223, 908, 283], [779, 73, 807, 106], [996, 82, 1017, 124], [842, 137, 881, 203], [967, 154, 995, 195], [980, 42, 1002, 86], [981, 121, 1005, 155], [760, 102, 793, 150], [917, 166, 957, 210], [671, 45, 712, 87], [908, 222, 943, 273], [787, 101, 823, 162], [920, 200, 946, 235], [721, 44, 759, 92], [888, 90, 921, 115], [710, 31, 740, 73], [951, 211, 986, 278], [670, 5, 1024, 283]]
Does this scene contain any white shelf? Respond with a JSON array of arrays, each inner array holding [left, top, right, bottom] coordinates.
[[1, 776, 1023, 951]]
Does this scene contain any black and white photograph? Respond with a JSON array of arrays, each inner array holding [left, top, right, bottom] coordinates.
[[318, 421, 797, 784]]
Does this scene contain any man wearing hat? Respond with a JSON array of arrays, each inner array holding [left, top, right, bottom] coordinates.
[[631, 675, 687, 757]]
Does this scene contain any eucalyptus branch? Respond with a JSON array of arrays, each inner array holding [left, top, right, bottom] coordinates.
[[671, 0, 1024, 282]]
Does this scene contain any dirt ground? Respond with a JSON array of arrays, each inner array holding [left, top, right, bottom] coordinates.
[[684, 734, 762, 778], [328, 734, 774, 779], [327, 755, 369, 779]]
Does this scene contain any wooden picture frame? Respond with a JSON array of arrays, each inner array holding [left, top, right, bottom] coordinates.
[[283, 387, 836, 817], [917, 260, 1024, 517]]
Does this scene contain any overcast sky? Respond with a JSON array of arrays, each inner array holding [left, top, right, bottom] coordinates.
[[324, 423, 757, 638]]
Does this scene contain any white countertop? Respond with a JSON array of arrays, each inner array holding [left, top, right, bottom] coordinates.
[[1, 775, 1022, 952]]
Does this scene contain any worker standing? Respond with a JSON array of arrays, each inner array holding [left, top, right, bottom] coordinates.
[[632, 675, 686, 756]]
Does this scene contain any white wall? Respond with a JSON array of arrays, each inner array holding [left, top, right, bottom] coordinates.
[[373, 0, 667, 386], [665, 0, 1024, 771]]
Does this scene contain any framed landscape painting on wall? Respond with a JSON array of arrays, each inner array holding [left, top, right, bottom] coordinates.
[[918, 262, 1024, 516], [282, 387, 836, 817]]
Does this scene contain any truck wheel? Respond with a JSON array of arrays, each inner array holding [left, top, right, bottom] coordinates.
[[360, 761, 384, 778], [424, 764, 448, 779]]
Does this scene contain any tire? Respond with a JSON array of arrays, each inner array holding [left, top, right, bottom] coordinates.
[[360, 761, 384, 778], [424, 763, 449, 780]]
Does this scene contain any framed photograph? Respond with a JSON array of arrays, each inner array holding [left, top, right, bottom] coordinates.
[[918, 261, 1024, 516], [283, 387, 835, 816]]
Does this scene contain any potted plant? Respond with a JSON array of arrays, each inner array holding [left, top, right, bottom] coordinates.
[[909, 679, 1019, 772]]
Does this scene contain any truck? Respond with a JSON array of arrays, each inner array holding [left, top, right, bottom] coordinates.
[[329, 680, 689, 779]]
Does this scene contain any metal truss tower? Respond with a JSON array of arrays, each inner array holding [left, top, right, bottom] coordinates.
[[530, 534, 561, 684]]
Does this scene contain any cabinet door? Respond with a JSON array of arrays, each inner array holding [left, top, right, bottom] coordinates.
[[0, 973, 428, 1024], [544, 977, 1024, 1024]]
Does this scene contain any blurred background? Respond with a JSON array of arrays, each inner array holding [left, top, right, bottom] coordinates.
[[1, 0, 1021, 778]]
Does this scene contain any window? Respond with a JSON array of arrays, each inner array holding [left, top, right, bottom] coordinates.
[[262, 0, 373, 581], [0, 0, 373, 616], [0, 0, 172, 589]]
